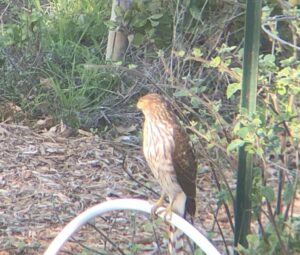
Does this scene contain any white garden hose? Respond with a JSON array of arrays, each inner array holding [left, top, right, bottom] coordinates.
[[44, 198, 221, 255]]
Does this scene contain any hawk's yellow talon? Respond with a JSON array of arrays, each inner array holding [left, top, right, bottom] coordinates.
[[151, 195, 165, 216], [163, 205, 173, 221]]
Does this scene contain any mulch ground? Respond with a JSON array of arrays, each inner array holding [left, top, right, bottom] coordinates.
[[0, 123, 231, 255]]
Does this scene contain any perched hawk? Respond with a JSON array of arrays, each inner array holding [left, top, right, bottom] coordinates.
[[137, 93, 196, 254]]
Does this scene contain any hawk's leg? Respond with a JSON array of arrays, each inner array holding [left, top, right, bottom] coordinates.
[[164, 191, 187, 221], [151, 194, 165, 217]]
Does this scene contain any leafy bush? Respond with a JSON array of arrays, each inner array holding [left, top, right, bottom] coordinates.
[[0, 0, 114, 126], [145, 2, 299, 254]]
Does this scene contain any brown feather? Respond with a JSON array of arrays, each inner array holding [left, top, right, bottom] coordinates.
[[137, 93, 197, 217], [173, 125, 197, 217], [137, 93, 197, 254]]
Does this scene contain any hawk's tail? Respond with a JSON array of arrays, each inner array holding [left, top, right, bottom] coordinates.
[[168, 225, 185, 254], [168, 192, 194, 254]]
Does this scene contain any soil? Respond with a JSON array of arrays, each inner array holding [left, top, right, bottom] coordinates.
[[0, 122, 230, 255]]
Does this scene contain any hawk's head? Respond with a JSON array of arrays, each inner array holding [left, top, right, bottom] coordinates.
[[137, 93, 174, 122], [137, 93, 166, 113], [137, 93, 162, 107]]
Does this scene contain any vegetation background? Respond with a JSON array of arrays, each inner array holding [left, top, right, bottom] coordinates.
[[0, 0, 299, 254]]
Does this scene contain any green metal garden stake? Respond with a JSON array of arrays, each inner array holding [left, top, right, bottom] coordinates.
[[234, 0, 262, 251]]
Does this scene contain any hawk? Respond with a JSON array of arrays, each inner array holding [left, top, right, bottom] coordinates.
[[137, 93, 196, 254]]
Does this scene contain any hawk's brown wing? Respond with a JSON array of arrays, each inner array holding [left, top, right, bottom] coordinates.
[[172, 124, 197, 217]]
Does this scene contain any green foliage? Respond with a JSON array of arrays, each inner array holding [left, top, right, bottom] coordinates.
[[170, 3, 299, 254], [2, 0, 109, 48], [216, 185, 233, 207], [194, 248, 205, 255], [44, 64, 121, 128], [0, 0, 117, 127], [107, 0, 173, 48], [283, 183, 294, 205], [227, 83, 241, 99], [237, 218, 300, 255]]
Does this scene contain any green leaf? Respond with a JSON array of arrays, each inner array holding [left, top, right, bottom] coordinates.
[[291, 84, 300, 95], [263, 54, 275, 64], [280, 57, 295, 66], [194, 248, 204, 255], [150, 19, 159, 27], [149, 13, 163, 19], [261, 186, 274, 202], [124, 10, 132, 22], [253, 118, 262, 126], [175, 50, 185, 57], [132, 33, 144, 46], [255, 147, 263, 156], [227, 82, 241, 98], [227, 139, 245, 153], [209, 56, 221, 67], [105, 20, 118, 30], [131, 14, 147, 28], [174, 89, 190, 97], [114, 6, 125, 17], [218, 44, 237, 53], [207, 143, 215, 149], [191, 97, 200, 108], [283, 183, 294, 205], [231, 67, 243, 79], [247, 234, 259, 244], [128, 64, 137, 69], [189, 5, 202, 21], [277, 67, 291, 77], [237, 127, 249, 139], [192, 48, 202, 57], [277, 85, 286, 95], [217, 189, 232, 206]]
